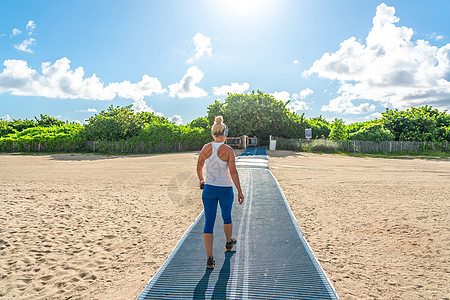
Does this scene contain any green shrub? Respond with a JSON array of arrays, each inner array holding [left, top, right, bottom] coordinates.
[[188, 117, 210, 130], [329, 118, 348, 141], [0, 124, 85, 152], [83, 105, 143, 141], [35, 114, 65, 127], [207, 90, 307, 140], [381, 106, 450, 142], [349, 124, 395, 142], [9, 119, 36, 132], [137, 111, 170, 125], [306, 116, 331, 139], [0, 121, 17, 137]]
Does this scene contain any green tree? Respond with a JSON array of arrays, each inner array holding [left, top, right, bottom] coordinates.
[[84, 105, 143, 141], [349, 124, 395, 142], [381, 106, 450, 142], [307, 116, 332, 139], [207, 91, 306, 140], [0, 120, 17, 137], [35, 114, 65, 127], [329, 118, 348, 141], [347, 119, 381, 135], [137, 111, 170, 125], [9, 119, 36, 132], [188, 117, 210, 129], [206, 100, 225, 126]]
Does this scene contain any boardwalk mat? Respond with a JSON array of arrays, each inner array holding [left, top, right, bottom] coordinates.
[[137, 147, 339, 299]]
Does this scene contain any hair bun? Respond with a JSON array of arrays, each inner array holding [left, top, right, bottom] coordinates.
[[214, 116, 223, 124]]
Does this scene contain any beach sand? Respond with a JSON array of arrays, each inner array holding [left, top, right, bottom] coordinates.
[[269, 151, 450, 299], [0, 152, 204, 300], [1, 151, 449, 299]]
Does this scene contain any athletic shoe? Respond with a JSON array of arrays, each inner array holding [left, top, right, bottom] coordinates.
[[206, 256, 215, 269], [225, 237, 237, 252]]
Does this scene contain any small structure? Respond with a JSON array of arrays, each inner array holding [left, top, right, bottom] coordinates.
[[269, 135, 277, 150], [225, 135, 258, 149], [305, 128, 312, 140], [247, 136, 258, 147], [226, 137, 242, 148]]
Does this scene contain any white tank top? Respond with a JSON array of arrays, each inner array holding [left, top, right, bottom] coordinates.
[[205, 142, 233, 187]]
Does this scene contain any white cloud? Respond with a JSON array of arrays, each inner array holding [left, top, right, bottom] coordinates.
[[271, 91, 291, 102], [26, 21, 36, 33], [295, 88, 314, 100], [365, 112, 383, 120], [426, 32, 444, 41], [293, 59, 300, 64], [131, 98, 157, 113], [14, 38, 36, 53], [13, 21, 37, 52], [304, 3, 450, 114], [271, 88, 314, 102], [0, 57, 167, 113], [168, 66, 207, 98], [169, 114, 183, 125], [1, 114, 11, 121], [212, 82, 250, 96], [76, 108, 98, 113], [109, 74, 167, 103], [12, 28, 21, 36], [287, 100, 309, 112], [186, 33, 212, 64], [270, 90, 312, 112]]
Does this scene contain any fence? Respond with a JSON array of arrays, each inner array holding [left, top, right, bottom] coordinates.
[[3, 138, 449, 154], [0, 140, 204, 154], [274, 137, 450, 153]]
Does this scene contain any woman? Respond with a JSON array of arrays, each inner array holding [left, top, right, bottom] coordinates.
[[197, 116, 245, 269]]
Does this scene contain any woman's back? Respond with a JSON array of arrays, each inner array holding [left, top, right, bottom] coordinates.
[[205, 142, 232, 187]]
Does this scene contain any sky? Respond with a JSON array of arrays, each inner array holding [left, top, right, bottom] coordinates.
[[1, 0, 449, 125]]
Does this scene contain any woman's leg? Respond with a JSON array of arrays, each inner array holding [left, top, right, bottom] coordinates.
[[203, 234, 214, 258], [202, 185, 219, 257], [218, 187, 234, 243], [223, 224, 232, 243]]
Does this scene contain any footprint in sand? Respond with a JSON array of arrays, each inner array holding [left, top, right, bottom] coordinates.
[[0, 239, 11, 250], [39, 274, 53, 285]]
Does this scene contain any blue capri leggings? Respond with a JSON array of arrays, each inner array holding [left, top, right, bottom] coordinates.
[[202, 184, 234, 234]]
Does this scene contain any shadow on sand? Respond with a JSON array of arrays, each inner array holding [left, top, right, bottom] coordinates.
[[47, 152, 198, 161]]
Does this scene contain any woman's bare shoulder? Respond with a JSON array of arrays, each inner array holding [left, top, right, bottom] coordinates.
[[220, 144, 236, 159], [199, 143, 212, 159], [202, 143, 212, 151]]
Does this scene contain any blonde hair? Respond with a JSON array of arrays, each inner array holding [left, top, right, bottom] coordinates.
[[211, 116, 227, 137]]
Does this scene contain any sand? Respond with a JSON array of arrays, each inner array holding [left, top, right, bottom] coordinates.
[[0, 152, 204, 299], [269, 151, 450, 299], [1, 151, 449, 299]]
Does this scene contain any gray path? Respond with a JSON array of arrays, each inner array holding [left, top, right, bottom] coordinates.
[[137, 148, 339, 299]]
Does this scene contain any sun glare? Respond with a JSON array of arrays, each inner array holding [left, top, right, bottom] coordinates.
[[210, 0, 279, 21]]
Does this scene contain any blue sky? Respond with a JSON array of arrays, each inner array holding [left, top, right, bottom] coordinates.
[[1, 0, 449, 125]]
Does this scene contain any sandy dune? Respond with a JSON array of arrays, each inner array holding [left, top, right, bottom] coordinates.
[[1, 151, 449, 299]]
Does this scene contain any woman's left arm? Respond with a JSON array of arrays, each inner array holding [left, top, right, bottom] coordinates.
[[227, 148, 244, 204]]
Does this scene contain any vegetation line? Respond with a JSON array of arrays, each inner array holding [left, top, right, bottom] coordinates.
[[1, 91, 449, 154]]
